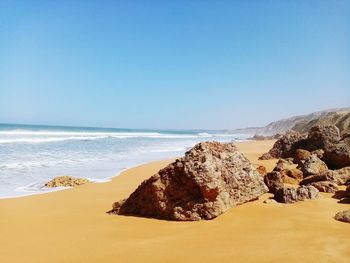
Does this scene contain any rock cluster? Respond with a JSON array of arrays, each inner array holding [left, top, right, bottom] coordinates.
[[109, 141, 268, 221], [45, 176, 90, 188], [259, 125, 350, 169]]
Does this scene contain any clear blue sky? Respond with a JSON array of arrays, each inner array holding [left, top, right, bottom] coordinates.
[[0, 0, 349, 130]]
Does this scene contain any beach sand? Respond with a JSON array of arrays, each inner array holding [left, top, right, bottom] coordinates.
[[0, 140, 349, 263]]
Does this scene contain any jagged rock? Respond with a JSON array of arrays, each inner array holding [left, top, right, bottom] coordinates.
[[264, 171, 284, 194], [256, 165, 267, 176], [259, 130, 306, 160], [308, 181, 339, 193], [273, 159, 303, 183], [298, 155, 328, 177], [324, 143, 350, 169], [44, 176, 90, 187], [293, 149, 311, 164], [109, 142, 268, 221], [334, 210, 350, 223], [274, 185, 320, 203], [304, 125, 341, 151], [326, 168, 350, 185]]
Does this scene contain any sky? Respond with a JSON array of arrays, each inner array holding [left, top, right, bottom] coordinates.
[[0, 0, 349, 130]]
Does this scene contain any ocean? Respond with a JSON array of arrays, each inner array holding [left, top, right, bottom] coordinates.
[[0, 123, 250, 198]]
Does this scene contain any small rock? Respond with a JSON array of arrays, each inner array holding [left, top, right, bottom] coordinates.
[[45, 176, 90, 187], [293, 149, 311, 164], [263, 199, 278, 204], [334, 210, 350, 223], [274, 185, 320, 203], [308, 181, 339, 193], [256, 165, 267, 176], [311, 149, 325, 159]]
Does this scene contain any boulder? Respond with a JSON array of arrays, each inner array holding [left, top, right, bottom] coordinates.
[[324, 143, 350, 169], [264, 171, 284, 194], [304, 125, 341, 151], [326, 168, 350, 185], [44, 176, 90, 188], [259, 130, 306, 160], [298, 155, 328, 177], [308, 181, 339, 193], [334, 210, 350, 223], [274, 185, 320, 203], [293, 149, 311, 164], [109, 142, 268, 221]]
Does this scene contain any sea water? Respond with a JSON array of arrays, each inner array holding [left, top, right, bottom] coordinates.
[[0, 123, 250, 198]]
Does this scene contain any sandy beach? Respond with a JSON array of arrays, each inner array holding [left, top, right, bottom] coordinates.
[[0, 140, 349, 263]]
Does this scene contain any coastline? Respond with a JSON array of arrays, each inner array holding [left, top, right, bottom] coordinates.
[[0, 140, 349, 263]]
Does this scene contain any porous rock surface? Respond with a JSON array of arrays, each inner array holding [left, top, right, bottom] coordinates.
[[259, 130, 306, 160], [334, 210, 350, 223], [109, 142, 268, 221], [45, 176, 90, 187], [274, 185, 320, 203]]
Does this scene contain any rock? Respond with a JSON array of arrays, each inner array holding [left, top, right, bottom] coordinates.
[[305, 125, 341, 151], [256, 165, 267, 176], [263, 198, 278, 204], [300, 174, 327, 185], [273, 159, 303, 182], [334, 210, 350, 223], [274, 185, 320, 203], [308, 181, 339, 193], [347, 185, 350, 198], [259, 130, 306, 160], [293, 149, 311, 164], [44, 176, 90, 187], [109, 142, 268, 221], [326, 168, 350, 185], [264, 171, 284, 194], [298, 155, 328, 177], [324, 143, 350, 169], [311, 149, 325, 159]]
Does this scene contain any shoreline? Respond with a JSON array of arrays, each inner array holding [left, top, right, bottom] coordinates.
[[1, 140, 349, 263], [0, 139, 254, 200]]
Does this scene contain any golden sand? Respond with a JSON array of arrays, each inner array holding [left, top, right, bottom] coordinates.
[[0, 140, 349, 263]]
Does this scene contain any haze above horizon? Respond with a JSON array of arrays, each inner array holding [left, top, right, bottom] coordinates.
[[0, 1, 349, 129]]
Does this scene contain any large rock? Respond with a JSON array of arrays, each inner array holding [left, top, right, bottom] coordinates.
[[298, 155, 328, 177], [274, 185, 320, 203], [109, 142, 268, 221], [44, 176, 90, 187], [334, 210, 350, 223], [324, 143, 350, 169], [308, 181, 339, 193], [304, 125, 341, 151], [264, 171, 284, 194], [259, 130, 306, 160], [327, 167, 350, 185]]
